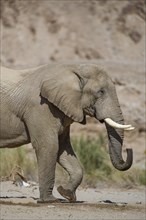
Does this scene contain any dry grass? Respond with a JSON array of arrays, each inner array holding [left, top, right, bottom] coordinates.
[[0, 145, 37, 181]]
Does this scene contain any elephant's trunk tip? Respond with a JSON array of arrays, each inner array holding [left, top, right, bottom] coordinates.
[[111, 148, 133, 171]]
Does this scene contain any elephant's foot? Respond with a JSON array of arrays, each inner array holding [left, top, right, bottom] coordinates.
[[37, 195, 61, 203], [57, 186, 76, 203]]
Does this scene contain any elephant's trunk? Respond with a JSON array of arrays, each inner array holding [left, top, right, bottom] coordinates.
[[105, 121, 133, 171]]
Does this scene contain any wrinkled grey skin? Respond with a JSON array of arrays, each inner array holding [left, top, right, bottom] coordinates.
[[0, 63, 133, 203]]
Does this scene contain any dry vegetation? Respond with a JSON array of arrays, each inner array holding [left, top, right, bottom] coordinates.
[[0, 136, 145, 187]]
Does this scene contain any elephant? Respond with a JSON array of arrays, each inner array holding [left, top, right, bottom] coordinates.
[[0, 63, 134, 203]]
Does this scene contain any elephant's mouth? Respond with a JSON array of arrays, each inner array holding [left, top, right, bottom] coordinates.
[[99, 119, 104, 124]]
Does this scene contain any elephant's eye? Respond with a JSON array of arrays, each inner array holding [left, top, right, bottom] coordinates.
[[97, 88, 105, 97], [96, 89, 105, 98]]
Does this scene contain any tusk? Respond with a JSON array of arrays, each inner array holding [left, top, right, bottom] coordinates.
[[104, 118, 134, 130], [124, 126, 135, 131]]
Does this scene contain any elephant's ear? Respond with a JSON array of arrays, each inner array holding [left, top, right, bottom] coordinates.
[[40, 68, 84, 122]]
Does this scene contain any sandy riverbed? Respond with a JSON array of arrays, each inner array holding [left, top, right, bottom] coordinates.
[[0, 181, 145, 220]]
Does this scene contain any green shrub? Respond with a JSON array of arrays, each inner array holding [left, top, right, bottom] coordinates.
[[71, 136, 112, 175], [71, 136, 146, 187]]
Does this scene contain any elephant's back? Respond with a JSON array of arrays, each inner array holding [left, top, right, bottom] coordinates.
[[1, 66, 24, 86]]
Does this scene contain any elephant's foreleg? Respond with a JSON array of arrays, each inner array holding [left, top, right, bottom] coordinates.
[[34, 142, 59, 203], [57, 129, 83, 202]]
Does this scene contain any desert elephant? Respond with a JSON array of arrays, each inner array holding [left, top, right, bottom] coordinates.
[[0, 63, 134, 203]]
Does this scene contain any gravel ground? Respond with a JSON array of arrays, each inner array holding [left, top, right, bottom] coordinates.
[[0, 181, 145, 220]]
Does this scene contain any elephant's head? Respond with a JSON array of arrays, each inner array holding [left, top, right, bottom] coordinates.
[[41, 63, 134, 171]]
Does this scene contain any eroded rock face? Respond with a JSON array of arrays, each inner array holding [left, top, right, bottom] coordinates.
[[1, 0, 145, 139], [1, 0, 145, 65]]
